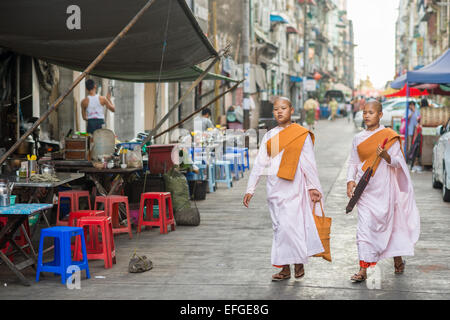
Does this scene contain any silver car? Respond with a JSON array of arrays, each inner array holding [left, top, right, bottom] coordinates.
[[353, 98, 419, 129], [432, 119, 450, 202]]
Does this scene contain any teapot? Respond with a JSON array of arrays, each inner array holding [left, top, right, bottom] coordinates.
[[0, 179, 14, 207]]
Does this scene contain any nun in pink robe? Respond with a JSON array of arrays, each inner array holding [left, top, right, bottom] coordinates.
[[246, 126, 324, 267], [347, 125, 420, 265]]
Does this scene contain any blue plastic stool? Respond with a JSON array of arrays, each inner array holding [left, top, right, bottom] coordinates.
[[36, 226, 90, 285], [223, 153, 242, 180], [215, 160, 233, 188], [225, 147, 247, 175], [207, 163, 216, 193]]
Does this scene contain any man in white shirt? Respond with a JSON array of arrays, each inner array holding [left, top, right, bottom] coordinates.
[[81, 79, 115, 134]]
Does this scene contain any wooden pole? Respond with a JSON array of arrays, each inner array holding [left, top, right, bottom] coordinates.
[[0, 0, 157, 166], [153, 79, 244, 140]]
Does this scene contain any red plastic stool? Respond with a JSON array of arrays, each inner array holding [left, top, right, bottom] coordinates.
[[94, 195, 132, 239], [68, 210, 105, 250], [57, 190, 91, 226], [138, 192, 175, 234], [0, 217, 31, 260], [74, 216, 116, 269]]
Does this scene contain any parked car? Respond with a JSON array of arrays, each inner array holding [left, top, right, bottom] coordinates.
[[353, 98, 420, 129], [432, 119, 450, 202]]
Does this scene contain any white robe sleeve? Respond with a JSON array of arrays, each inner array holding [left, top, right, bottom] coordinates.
[[245, 134, 270, 195], [299, 135, 323, 193], [347, 137, 359, 183], [386, 140, 403, 169]]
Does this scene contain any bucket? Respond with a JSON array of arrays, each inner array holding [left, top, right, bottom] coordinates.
[[188, 180, 208, 201]]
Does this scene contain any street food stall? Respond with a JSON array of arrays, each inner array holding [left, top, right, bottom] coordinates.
[[0, 0, 241, 285]]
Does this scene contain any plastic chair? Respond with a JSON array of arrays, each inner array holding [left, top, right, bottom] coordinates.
[[94, 195, 132, 239], [74, 216, 116, 269], [138, 192, 175, 234], [56, 190, 91, 226], [36, 226, 90, 284]]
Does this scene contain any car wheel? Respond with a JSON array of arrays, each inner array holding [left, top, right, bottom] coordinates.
[[443, 169, 450, 202], [432, 167, 443, 189]]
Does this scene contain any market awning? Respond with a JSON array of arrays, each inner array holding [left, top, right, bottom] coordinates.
[[391, 48, 450, 88], [270, 13, 290, 24], [385, 84, 429, 98], [0, 0, 219, 81]]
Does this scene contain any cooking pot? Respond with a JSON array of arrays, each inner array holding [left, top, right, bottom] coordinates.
[[40, 164, 55, 175]]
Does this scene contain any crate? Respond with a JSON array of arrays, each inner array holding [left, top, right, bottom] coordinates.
[[148, 144, 179, 174]]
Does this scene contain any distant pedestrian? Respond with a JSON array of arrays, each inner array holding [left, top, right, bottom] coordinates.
[[329, 98, 338, 121], [406, 101, 420, 153], [304, 96, 318, 131]]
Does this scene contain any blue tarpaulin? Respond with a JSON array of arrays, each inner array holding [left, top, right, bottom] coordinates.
[[270, 14, 289, 24], [391, 49, 450, 88]]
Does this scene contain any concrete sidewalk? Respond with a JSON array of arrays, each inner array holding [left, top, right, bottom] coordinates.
[[1, 118, 449, 299]]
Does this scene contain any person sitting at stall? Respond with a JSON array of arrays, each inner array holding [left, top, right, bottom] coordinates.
[[81, 79, 116, 135], [194, 108, 214, 132]]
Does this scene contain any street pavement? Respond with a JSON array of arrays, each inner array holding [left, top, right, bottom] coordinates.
[[1, 118, 449, 300]]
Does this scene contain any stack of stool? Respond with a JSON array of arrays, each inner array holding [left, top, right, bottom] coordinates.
[[94, 195, 132, 239], [68, 210, 105, 250], [74, 216, 116, 269], [56, 190, 91, 226], [0, 217, 31, 260], [36, 226, 90, 284], [138, 192, 176, 234]]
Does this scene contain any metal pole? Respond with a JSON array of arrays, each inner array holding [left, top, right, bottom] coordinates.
[[0, 0, 158, 166], [302, 3, 309, 119], [242, 0, 251, 130], [404, 82, 410, 156], [16, 55, 20, 141], [213, 0, 221, 124]]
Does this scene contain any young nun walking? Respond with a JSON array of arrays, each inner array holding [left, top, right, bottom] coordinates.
[[346, 101, 420, 282], [243, 97, 325, 281]]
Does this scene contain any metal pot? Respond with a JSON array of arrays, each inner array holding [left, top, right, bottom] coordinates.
[[0, 179, 13, 207], [40, 164, 55, 175]]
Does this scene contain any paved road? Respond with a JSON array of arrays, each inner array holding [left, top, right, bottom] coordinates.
[[1, 118, 449, 300]]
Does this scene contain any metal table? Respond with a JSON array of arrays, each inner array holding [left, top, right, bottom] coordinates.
[[0, 203, 53, 286], [78, 167, 142, 197], [3, 172, 85, 227]]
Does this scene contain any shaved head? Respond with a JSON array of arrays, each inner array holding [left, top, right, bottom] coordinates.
[[274, 96, 293, 108], [365, 100, 382, 113]]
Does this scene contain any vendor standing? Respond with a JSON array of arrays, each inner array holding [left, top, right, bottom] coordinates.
[[81, 79, 116, 134]]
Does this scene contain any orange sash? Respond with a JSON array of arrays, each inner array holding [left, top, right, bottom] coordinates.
[[357, 128, 403, 176], [266, 123, 314, 181]]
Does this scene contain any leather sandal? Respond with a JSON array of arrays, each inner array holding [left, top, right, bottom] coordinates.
[[350, 272, 367, 282], [294, 265, 305, 279], [394, 260, 406, 274], [272, 271, 291, 282]]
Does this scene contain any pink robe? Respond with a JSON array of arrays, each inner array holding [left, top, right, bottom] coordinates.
[[347, 126, 420, 262], [246, 125, 324, 266]]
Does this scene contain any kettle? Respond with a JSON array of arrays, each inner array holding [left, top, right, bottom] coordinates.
[[0, 179, 14, 207]]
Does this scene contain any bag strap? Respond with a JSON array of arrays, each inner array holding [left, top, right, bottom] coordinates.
[[312, 201, 325, 218]]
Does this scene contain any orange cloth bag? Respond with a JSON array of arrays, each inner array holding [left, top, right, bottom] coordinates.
[[312, 202, 332, 262]]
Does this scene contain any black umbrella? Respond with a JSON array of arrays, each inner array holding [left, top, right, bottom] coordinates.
[[346, 138, 388, 214]]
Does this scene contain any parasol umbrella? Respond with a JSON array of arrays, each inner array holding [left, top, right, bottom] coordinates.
[[385, 84, 429, 98], [346, 138, 388, 214]]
